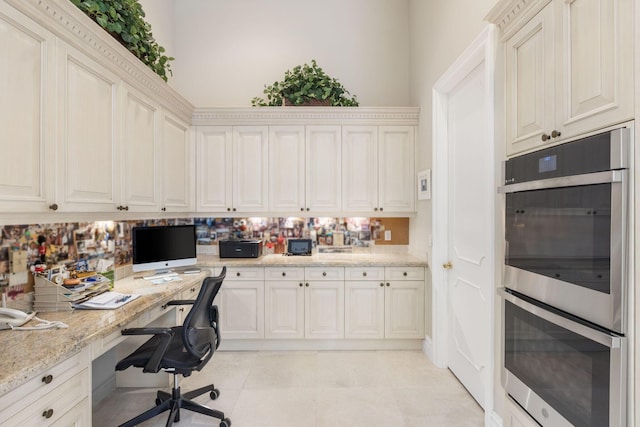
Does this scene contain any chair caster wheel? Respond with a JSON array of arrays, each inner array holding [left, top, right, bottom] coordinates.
[[210, 388, 220, 400], [220, 418, 231, 427]]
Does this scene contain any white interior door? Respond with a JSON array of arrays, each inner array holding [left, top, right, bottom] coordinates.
[[445, 62, 492, 407], [432, 26, 495, 420]]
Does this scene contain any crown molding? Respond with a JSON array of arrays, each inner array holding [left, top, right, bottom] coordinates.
[[5, 0, 194, 123], [192, 107, 420, 126], [485, 0, 550, 37]]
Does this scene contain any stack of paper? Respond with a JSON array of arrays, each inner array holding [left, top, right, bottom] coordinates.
[[33, 274, 112, 311], [73, 291, 139, 310]]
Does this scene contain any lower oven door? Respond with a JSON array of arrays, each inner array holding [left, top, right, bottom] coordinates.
[[500, 289, 626, 427]]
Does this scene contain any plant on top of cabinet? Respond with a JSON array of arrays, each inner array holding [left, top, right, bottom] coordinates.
[[69, 0, 173, 81], [251, 59, 359, 107]]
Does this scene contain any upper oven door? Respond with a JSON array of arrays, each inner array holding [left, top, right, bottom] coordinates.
[[501, 170, 627, 333]]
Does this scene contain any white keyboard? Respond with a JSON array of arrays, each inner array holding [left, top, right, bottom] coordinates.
[[142, 272, 179, 281]]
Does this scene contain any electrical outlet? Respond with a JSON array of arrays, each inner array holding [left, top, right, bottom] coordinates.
[[384, 230, 392, 241]]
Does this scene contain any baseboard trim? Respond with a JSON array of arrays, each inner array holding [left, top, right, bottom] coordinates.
[[218, 339, 424, 351], [422, 336, 434, 361]]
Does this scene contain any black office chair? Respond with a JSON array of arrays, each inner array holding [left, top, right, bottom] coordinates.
[[115, 267, 231, 427]]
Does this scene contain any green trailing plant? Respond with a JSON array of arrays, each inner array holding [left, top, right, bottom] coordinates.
[[251, 60, 359, 107], [70, 0, 173, 81]]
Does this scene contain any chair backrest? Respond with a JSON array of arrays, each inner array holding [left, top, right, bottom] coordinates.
[[182, 267, 226, 361]]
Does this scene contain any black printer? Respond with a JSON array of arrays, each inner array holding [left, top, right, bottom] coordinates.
[[218, 239, 263, 258]]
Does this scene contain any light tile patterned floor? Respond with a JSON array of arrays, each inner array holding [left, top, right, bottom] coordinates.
[[93, 351, 484, 427]]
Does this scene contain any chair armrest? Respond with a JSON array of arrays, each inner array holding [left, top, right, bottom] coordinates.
[[121, 327, 172, 336], [165, 299, 196, 306]]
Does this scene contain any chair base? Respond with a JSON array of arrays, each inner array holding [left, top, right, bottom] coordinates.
[[118, 374, 230, 427]]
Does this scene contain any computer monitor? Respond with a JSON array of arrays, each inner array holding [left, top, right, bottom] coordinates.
[[131, 225, 197, 273]]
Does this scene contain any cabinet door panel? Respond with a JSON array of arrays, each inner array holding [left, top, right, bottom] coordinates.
[[378, 126, 415, 212], [58, 43, 118, 211], [161, 113, 192, 211], [269, 126, 305, 212], [306, 126, 341, 212], [505, 5, 555, 156], [559, 0, 633, 136], [217, 281, 264, 339], [265, 281, 304, 339], [305, 281, 344, 339], [342, 126, 378, 212], [233, 126, 268, 212], [121, 85, 159, 211], [345, 281, 384, 339], [385, 281, 424, 339], [196, 126, 232, 212], [0, 6, 54, 211]]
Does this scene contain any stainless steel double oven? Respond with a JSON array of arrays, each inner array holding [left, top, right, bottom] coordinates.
[[498, 127, 630, 426]]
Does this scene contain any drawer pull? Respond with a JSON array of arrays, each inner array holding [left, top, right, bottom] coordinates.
[[362, 272, 367, 277], [403, 272, 408, 277], [380, 283, 384, 287], [322, 272, 327, 277], [386, 283, 390, 287], [305, 283, 309, 287], [282, 272, 286, 277], [236, 272, 240, 277], [299, 283, 303, 287], [42, 374, 53, 384], [42, 409, 54, 419]]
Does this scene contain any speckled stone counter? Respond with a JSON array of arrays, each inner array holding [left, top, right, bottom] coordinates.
[[0, 271, 208, 396], [0, 252, 427, 397], [197, 252, 428, 268]]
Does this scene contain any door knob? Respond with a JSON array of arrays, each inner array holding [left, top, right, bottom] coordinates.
[[442, 262, 453, 269]]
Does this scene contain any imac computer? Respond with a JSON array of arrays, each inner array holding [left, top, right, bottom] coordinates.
[[132, 225, 197, 279]]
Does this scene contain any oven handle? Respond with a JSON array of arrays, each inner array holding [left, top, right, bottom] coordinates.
[[499, 288, 622, 348], [497, 170, 625, 193]]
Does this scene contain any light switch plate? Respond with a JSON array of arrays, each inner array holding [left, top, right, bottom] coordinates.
[[384, 230, 392, 241]]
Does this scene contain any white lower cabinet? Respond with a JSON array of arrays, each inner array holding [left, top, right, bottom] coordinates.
[[265, 267, 345, 339], [265, 267, 305, 339], [345, 267, 425, 339], [176, 282, 202, 324], [0, 348, 90, 426], [217, 267, 265, 339]]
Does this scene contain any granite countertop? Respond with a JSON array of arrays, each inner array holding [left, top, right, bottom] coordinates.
[[0, 253, 426, 396], [197, 252, 428, 268], [0, 271, 208, 396]]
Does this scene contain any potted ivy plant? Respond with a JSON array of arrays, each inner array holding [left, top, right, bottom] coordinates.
[[251, 60, 359, 107], [69, 0, 173, 82]]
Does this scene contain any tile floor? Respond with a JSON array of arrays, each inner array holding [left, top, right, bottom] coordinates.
[[93, 350, 484, 427]]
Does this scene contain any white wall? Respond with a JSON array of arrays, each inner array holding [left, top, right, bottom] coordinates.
[[168, 0, 411, 107]]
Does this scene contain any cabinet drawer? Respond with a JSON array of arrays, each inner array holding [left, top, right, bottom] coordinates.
[[385, 267, 425, 281], [181, 283, 201, 300], [265, 267, 304, 281], [345, 267, 384, 281], [226, 267, 264, 281], [1, 366, 89, 426], [305, 267, 344, 281], [0, 348, 89, 419]]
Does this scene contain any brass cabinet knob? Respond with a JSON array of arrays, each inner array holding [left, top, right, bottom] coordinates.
[[42, 374, 53, 384], [442, 262, 453, 269], [541, 133, 550, 142], [49, 203, 58, 211], [551, 130, 561, 138], [42, 409, 54, 419]]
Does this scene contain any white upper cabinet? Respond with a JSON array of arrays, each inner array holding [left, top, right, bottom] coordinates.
[[498, 0, 633, 156], [378, 126, 415, 212], [233, 126, 269, 212], [342, 126, 379, 212], [342, 125, 415, 213], [306, 126, 342, 213], [269, 126, 306, 212], [196, 126, 233, 212], [268, 125, 342, 214], [56, 41, 118, 212], [160, 112, 193, 212], [0, 5, 55, 213], [120, 83, 160, 212]]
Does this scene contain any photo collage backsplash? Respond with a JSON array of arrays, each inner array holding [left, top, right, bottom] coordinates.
[[0, 217, 384, 305]]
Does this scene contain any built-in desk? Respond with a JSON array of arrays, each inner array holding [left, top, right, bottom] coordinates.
[[0, 271, 209, 425]]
